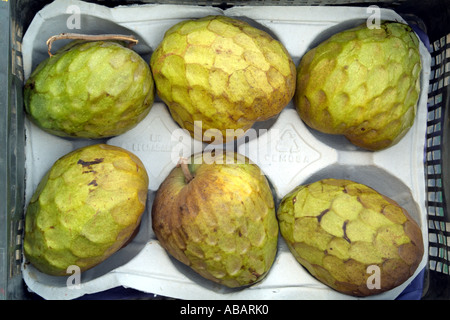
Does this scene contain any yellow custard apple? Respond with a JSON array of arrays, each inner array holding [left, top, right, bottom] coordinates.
[[150, 15, 296, 143]]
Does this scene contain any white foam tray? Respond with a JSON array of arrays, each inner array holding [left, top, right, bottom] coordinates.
[[21, 0, 430, 300]]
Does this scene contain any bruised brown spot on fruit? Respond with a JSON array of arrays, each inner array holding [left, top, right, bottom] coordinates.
[[342, 220, 351, 243], [249, 268, 261, 278], [88, 180, 98, 186], [77, 158, 104, 167], [317, 208, 329, 223], [316, 90, 327, 105], [25, 81, 35, 91]]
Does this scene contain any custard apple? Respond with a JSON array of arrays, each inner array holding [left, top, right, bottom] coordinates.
[[152, 152, 278, 287], [277, 179, 424, 296], [24, 144, 149, 275], [150, 15, 296, 143], [24, 40, 154, 138], [294, 22, 422, 150]]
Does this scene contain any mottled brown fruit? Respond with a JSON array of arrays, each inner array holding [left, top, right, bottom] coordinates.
[[152, 152, 278, 287], [277, 179, 423, 297]]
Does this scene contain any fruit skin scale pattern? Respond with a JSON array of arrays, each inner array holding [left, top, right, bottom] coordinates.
[[150, 15, 296, 143], [24, 41, 155, 139], [152, 154, 279, 288], [295, 22, 422, 151], [23, 144, 149, 276], [277, 179, 424, 297]]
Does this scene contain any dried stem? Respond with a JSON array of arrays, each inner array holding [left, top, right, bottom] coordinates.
[[46, 33, 139, 57], [178, 158, 194, 183]]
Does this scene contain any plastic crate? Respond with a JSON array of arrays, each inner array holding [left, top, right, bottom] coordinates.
[[1, 0, 449, 300]]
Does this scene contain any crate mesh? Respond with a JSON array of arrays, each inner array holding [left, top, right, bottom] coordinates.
[[426, 33, 450, 275]]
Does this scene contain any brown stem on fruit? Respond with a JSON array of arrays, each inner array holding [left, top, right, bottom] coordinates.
[[178, 158, 194, 183], [46, 33, 139, 57]]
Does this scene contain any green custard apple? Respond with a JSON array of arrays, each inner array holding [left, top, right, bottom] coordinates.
[[294, 22, 422, 150], [24, 40, 155, 138], [24, 144, 149, 275]]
